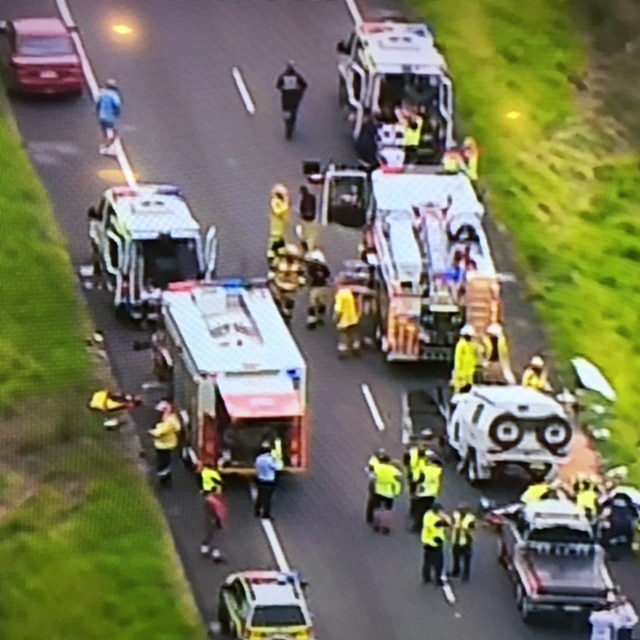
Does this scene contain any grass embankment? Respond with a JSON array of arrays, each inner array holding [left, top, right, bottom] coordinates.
[[415, 0, 640, 477], [0, 103, 206, 638]]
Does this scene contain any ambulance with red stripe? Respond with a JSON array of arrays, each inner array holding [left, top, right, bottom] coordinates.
[[153, 278, 309, 474]]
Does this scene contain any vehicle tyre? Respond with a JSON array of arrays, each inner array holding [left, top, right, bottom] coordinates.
[[516, 584, 533, 624], [536, 418, 572, 453], [217, 599, 231, 635], [488, 415, 524, 450]]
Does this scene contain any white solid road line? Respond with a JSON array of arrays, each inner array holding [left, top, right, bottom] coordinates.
[[441, 580, 457, 605], [343, 0, 363, 25], [231, 67, 256, 115], [361, 383, 385, 431], [260, 518, 291, 572], [55, 0, 138, 188]]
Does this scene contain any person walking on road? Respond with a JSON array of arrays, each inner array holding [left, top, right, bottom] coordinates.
[[269, 243, 307, 324], [611, 596, 639, 640], [421, 503, 450, 585], [96, 78, 122, 155], [365, 452, 402, 527], [305, 249, 331, 329], [148, 401, 181, 487], [589, 604, 615, 640], [480, 322, 515, 385], [276, 61, 307, 140], [297, 185, 319, 252], [200, 464, 226, 562], [450, 504, 476, 581], [254, 443, 283, 519]]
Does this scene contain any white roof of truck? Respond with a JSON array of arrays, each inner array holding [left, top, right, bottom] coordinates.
[[469, 385, 567, 417], [161, 280, 306, 375], [108, 184, 201, 240], [357, 22, 447, 73], [372, 171, 484, 217]]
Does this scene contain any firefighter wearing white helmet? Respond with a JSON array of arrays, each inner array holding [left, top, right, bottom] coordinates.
[[305, 248, 331, 329], [269, 243, 306, 324], [481, 322, 515, 385], [521, 355, 552, 392], [452, 325, 479, 394]]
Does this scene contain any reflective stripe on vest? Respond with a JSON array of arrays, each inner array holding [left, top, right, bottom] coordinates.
[[404, 117, 423, 147]]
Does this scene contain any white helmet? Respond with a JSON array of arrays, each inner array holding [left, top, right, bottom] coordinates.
[[530, 356, 544, 368], [487, 323, 503, 337], [460, 324, 475, 337], [308, 249, 326, 264]]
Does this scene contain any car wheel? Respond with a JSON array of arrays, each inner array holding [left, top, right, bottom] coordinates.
[[516, 584, 533, 624]]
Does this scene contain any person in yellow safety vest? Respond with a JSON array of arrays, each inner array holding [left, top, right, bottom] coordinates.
[[89, 390, 132, 412], [452, 324, 479, 393], [270, 243, 306, 324], [271, 437, 283, 466], [365, 453, 403, 525], [201, 464, 224, 495], [443, 148, 463, 174], [521, 482, 555, 504], [404, 444, 429, 493], [521, 356, 552, 392], [268, 183, 291, 264], [403, 112, 423, 163], [334, 278, 361, 357], [460, 137, 479, 184], [148, 408, 181, 487], [411, 454, 444, 533], [451, 504, 476, 581], [573, 475, 602, 520], [481, 323, 516, 385], [421, 503, 450, 585]]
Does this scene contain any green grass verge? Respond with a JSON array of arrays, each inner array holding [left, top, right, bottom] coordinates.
[[413, 0, 640, 478], [0, 98, 206, 639]]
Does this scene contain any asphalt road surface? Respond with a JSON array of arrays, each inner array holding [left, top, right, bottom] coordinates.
[[3, 0, 639, 638]]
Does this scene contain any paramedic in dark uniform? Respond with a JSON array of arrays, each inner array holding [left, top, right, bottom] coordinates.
[[254, 444, 283, 519]]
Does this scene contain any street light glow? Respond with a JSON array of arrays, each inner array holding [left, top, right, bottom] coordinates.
[[505, 110, 522, 120], [112, 24, 133, 35]]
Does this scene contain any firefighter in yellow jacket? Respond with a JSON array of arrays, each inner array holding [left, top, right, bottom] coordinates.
[[269, 243, 306, 323], [452, 325, 479, 393], [268, 183, 291, 265], [334, 277, 361, 357], [481, 323, 515, 385]]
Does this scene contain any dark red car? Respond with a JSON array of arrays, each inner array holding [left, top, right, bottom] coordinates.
[[0, 17, 84, 96]]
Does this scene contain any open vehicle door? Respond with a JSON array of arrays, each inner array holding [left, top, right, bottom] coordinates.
[[203, 226, 218, 280], [440, 76, 454, 147], [304, 163, 370, 228]]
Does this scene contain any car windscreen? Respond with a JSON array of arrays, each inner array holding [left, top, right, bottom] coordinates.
[[140, 237, 200, 289], [380, 74, 440, 109], [17, 35, 75, 57], [250, 605, 306, 628]]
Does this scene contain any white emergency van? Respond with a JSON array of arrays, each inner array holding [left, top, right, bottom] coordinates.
[[87, 184, 217, 323]]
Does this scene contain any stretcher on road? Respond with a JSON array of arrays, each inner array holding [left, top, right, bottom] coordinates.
[[400, 389, 447, 456]]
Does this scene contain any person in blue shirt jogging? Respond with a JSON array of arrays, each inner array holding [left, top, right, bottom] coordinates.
[[96, 78, 122, 155], [254, 443, 284, 519]]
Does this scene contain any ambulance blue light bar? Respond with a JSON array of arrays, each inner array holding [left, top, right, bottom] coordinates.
[[286, 369, 301, 380], [155, 185, 185, 197]]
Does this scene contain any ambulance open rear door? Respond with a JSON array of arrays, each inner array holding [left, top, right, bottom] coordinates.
[[303, 162, 371, 229], [215, 371, 308, 473]]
